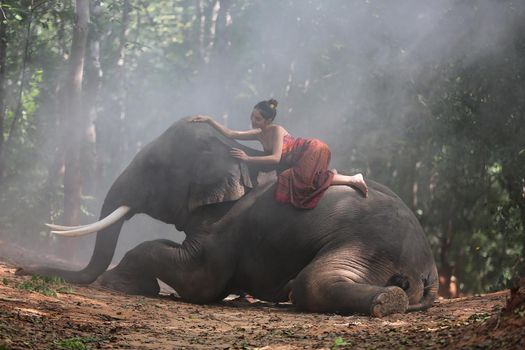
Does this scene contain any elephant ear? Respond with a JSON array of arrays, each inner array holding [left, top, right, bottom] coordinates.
[[188, 137, 254, 212]]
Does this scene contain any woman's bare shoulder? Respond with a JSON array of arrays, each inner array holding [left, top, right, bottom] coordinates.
[[269, 124, 288, 135]]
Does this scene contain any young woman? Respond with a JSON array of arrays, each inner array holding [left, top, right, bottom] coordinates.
[[190, 99, 368, 209]]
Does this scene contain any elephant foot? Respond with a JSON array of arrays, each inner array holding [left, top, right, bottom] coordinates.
[[370, 286, 408, 317], [96, 269, 160, 297]]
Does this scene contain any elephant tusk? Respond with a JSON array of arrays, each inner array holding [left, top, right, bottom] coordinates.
[[50, 206, 131, 237], [45, 223, 89, 231]]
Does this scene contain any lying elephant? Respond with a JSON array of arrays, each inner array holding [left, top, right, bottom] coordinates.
[[20, 117, 438, 317]]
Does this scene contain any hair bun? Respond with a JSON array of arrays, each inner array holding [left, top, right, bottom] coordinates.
[[254, 99, 278, 121], [268, 99, 278, 109]]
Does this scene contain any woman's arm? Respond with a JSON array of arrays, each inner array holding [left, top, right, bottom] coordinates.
[[189, 115, 260, 140], [230, 126, 285, 165]]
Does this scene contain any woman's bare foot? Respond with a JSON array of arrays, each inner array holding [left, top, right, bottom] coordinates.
[[348, 173, 368, 197]]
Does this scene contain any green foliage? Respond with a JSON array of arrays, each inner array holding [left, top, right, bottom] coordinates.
[[414, 39, 525, 293], [53, 337, 98, 350], [0, 0, 76, 241], [331, 336, 351, 349], [16, 275, 74, 297], [0, 0, 523, 296]]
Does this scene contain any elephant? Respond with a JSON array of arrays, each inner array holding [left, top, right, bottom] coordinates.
[[19, 117, 438, 317]]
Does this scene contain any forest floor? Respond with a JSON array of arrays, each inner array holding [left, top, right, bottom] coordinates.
[[1, 244, 525, 349]]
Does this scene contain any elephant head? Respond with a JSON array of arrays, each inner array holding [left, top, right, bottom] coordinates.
[[24, 117, 269, 284]]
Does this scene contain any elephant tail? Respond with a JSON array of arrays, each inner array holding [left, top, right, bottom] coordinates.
[[406, 267, 439, 312]]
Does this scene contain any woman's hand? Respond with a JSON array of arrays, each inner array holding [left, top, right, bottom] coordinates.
[[230, 148, 249, 161], [189, 115, 212, 123]]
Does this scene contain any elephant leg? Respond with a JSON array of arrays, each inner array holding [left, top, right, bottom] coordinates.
[[290, 256, 408, 317], [98, 238, 231, 303], [97, 239, 180, 296]]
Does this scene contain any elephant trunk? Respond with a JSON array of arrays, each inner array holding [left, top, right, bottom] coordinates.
[[70, 199, 129, 284], [24, 200, 130, 284]]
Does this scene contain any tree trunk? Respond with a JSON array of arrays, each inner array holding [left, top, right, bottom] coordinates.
[[62, 0, 90, 226], [203, 0, 221, 64], [213, 0, 232, 53], [502, 164, 525, 277], [50, 0, 71, 158], [82, 0, 103, 198], [115, 0, 130, 156], [196, 0, 206, 63], [438, 219, 457, 298], [202, 0, 234, 117], [519, 200, 525, 277], [95, 0, 130, 193], [44, 2, 72, 223], [0, 3, 7, 180]]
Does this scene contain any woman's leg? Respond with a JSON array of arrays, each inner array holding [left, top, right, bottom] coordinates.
[[331, 171, 368, 197]]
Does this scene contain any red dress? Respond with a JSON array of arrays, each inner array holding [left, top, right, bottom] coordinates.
[[274, 134, 335, 209]]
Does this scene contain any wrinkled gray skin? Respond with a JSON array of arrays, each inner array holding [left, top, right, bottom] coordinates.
[[19, 117, 438, 317]]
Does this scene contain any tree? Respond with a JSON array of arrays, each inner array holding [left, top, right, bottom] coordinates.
[[62, 0, 90, 226], [0, 1, 7, 178]]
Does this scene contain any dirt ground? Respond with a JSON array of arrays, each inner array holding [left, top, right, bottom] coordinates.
[[1, 255, 525, 350]]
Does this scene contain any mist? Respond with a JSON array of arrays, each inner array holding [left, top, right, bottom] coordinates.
[[1, 0, 523, 279]]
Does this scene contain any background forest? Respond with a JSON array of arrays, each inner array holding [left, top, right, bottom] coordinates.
[[0, 0, 523, 298]]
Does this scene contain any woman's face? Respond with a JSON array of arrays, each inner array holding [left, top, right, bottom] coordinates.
[[250, 109, 270, 129]]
